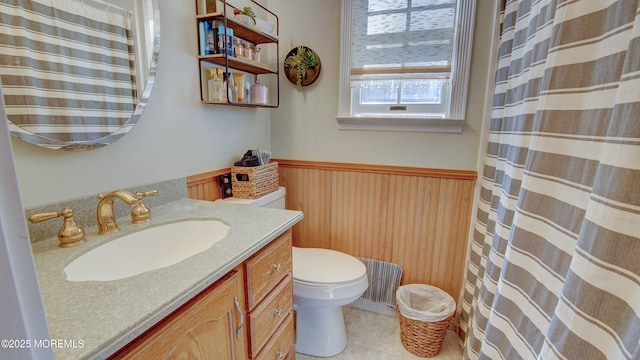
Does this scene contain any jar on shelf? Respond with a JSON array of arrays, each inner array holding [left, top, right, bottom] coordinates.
[[242, 42, 253, 59], [252, 45, 261, 62], [233, 37, 242, 57], [250, 79, 268, 105]]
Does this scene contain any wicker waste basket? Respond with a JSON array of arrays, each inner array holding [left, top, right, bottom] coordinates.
[[396, 284, 456, 358]]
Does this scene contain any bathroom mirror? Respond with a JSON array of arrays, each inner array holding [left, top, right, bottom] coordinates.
[[0, 0, 160, 151]]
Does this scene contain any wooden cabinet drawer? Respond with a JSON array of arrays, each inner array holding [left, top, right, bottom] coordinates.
[[248, 275, 293, 357], [254, 312, 295, 360], [245, 230, 292, 309]]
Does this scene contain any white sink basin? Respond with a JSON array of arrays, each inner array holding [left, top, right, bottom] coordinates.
[[64, 220, 229, 282]]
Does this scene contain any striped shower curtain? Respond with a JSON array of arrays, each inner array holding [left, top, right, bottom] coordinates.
[[0, 0, 136, 145], [458, 0, 640, 359]]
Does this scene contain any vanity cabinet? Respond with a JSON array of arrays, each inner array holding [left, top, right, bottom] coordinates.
[[196, 0, 279, 107], [244, 230, 294, 358], [109, 229, 294, 360], [111, 270, 247, 359]]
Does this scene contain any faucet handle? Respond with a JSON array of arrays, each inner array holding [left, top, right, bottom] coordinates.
[[28, 206, 85, 247], [29, 210, 63, 223], [131, 189, 158, 223], [136, 190, 158, 198]]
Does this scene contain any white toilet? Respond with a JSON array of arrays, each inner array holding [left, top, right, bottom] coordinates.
[[218, 187, 368, 357]]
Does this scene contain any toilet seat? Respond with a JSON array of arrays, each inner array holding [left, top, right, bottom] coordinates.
[[292, 247, 366, 285], [293, 276, 366, 287], [292, 247, 369, 357]]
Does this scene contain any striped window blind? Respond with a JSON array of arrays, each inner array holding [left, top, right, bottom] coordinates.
[[350, 0, 455, 77], [0, 0, 136, 143], [344, 0, 475, 121], [350, 0, 456, 116]]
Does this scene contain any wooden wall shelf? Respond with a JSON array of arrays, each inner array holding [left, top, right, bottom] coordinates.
[[195, 0, 279, 107]]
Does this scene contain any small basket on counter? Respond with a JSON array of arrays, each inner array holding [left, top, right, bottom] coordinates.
[[231, 162, 279, 199]]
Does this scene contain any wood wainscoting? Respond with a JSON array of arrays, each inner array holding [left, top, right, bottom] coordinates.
[[187, 160, 477, 301], [186, 168, 231, 201]]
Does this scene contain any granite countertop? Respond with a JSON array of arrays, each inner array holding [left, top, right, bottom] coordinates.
[[31, 199, 303, 360]]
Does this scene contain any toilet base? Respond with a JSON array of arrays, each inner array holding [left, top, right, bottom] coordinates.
[[295, 305, 347, 357]]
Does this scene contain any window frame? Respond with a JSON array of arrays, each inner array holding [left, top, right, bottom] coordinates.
[[335, 0, 476, 133], [351, 77, 451, 116]]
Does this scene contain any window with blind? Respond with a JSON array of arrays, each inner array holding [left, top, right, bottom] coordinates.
[[337, 0, 476, 132]]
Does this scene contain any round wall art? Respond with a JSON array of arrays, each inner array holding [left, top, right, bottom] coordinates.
[[284, 46, 321, 91]]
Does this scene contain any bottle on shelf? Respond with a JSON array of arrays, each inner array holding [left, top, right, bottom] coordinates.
[[233, 73, 246, 102], [205, 21, 215, 54], [215, 26, 234, 56], [225, 28, 234, 56], [198, 20, 216, 55], [215, 26, 226, 54], [198, 21, 206, 55], [250, 79, 268, 105], [220, 72, 228, 101], [227, 72, 238, 102], [208, 68, 221, 102], [233, 37, 242, 57], [244, 79, 251, 103]]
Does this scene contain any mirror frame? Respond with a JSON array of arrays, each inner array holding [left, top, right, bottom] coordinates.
[[5, 0, 161, 151]]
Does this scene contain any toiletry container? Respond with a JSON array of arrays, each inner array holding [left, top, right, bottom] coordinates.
[[244, 80, 251, 103], [242, 41, 253, 59], [252, 45, 261, 62], [227, 73, 238, 102], [208, 69, 221, 102], [225, 28, 234, 56], [233, 37, 242, 57], [215, 26, 226, 54], [197, 0, 207, 15], [219, 72, 227, 101], [250, 79, 268, 105]]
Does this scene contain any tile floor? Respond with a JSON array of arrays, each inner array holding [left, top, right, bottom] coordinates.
[[295, 306, 463, 360]]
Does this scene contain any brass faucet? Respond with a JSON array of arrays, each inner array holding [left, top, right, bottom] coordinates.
[[96, 190, 139, 235], [29, 206, 85, 247], [96, 189, 158, 235]]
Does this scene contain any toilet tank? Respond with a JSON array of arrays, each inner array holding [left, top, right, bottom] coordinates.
[[216, 187, 286, 209]]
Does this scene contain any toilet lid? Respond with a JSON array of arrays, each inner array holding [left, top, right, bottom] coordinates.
[[292, 247, 366, 284]]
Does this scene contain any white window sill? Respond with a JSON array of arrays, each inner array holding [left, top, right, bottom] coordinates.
[[335, 116, 464, 133]]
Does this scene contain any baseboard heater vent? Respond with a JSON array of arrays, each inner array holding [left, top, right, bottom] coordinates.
[[355, 257, 403, 308]]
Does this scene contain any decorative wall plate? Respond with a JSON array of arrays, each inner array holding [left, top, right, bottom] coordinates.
[[284, 46, 321, 90]]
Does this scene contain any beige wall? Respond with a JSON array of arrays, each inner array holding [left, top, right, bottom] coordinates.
[[269, 0, 497, 170], [10, 0, 497, 208], [11, 0, 272, 208]]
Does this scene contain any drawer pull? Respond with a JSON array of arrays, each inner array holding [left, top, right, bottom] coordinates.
[[273, 308, 283, 317], [276, 350, 285, 359], [234, 295, 245, 339], [272, 264, 282, 273]]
